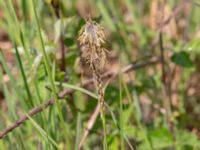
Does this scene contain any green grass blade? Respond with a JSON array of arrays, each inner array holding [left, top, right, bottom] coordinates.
[[119, 74, 125, 150], [14, 43, 34, 107], [55, 82, 98, 99], [0, 49, 22, 99], [96, 0, 116, 32], [26, 114, 60, 149], [31, 0, 71, 148]]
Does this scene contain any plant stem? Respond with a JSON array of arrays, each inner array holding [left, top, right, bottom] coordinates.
[[91, 62, 108, 150], [14, 43, 34, 108], [31, 0, 71, 148], [52, 1, 66, 71], [100, 104, 108, 150], [119, 74, 124, 150]]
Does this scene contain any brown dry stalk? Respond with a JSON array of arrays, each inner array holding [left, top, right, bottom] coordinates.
[[0, 57, 160, 140], [78, 103, 101, 149], [51, 0, 66, 71], [51, 0, 60, 18]]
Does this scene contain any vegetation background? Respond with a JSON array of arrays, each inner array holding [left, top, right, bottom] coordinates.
[[0, 0, 200, 149]]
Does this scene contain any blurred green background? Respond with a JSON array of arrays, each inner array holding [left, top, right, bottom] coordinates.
[[0, 0, 200, 149]]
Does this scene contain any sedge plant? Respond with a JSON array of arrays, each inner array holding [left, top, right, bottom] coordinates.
[[78, 18, 108, 149]]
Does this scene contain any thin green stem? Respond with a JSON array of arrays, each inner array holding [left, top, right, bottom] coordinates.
[[27, 115, 60, 149], [121, 76, 153, 150], [119, 74, 125, 150], [75, 112, 82, 150], [31, 0, 70, 148], [0, 50, 22, 100], [100, 105, 108, 150], [132, 87, 153, 150], [14, 43, 34, 108]]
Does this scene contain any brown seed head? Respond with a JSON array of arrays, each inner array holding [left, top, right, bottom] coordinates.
[[78, 19, 106, 47], [78, 19, 107, 70]]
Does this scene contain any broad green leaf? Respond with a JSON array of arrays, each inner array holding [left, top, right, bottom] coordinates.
[[171, 51, 194, 68], [107, 135, 118, 150], [176, 130, 200, 147], [64, 37, 74, 47], [140, 128, 173, 150]]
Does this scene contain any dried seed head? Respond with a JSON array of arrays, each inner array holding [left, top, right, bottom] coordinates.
[[78, 18, 107, 70], [78, 19, 106, 47]]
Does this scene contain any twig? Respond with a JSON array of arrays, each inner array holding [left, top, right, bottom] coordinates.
[[78, 104, 101, 149], [52, 1, 66, 71], [51, 1, 60, 18], [158, 5, 172, 128], [0, 57, 161, 139], [151, 1, 187, 49], [159, 32, 166, 85]]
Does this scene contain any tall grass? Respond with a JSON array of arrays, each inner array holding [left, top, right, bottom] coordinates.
[[0, 0, 200, 150], [31, 1, 71, 148]]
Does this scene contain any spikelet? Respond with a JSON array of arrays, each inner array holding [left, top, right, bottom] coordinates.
[[78, 18, 107, 109], [78, 18, 106, 71]]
